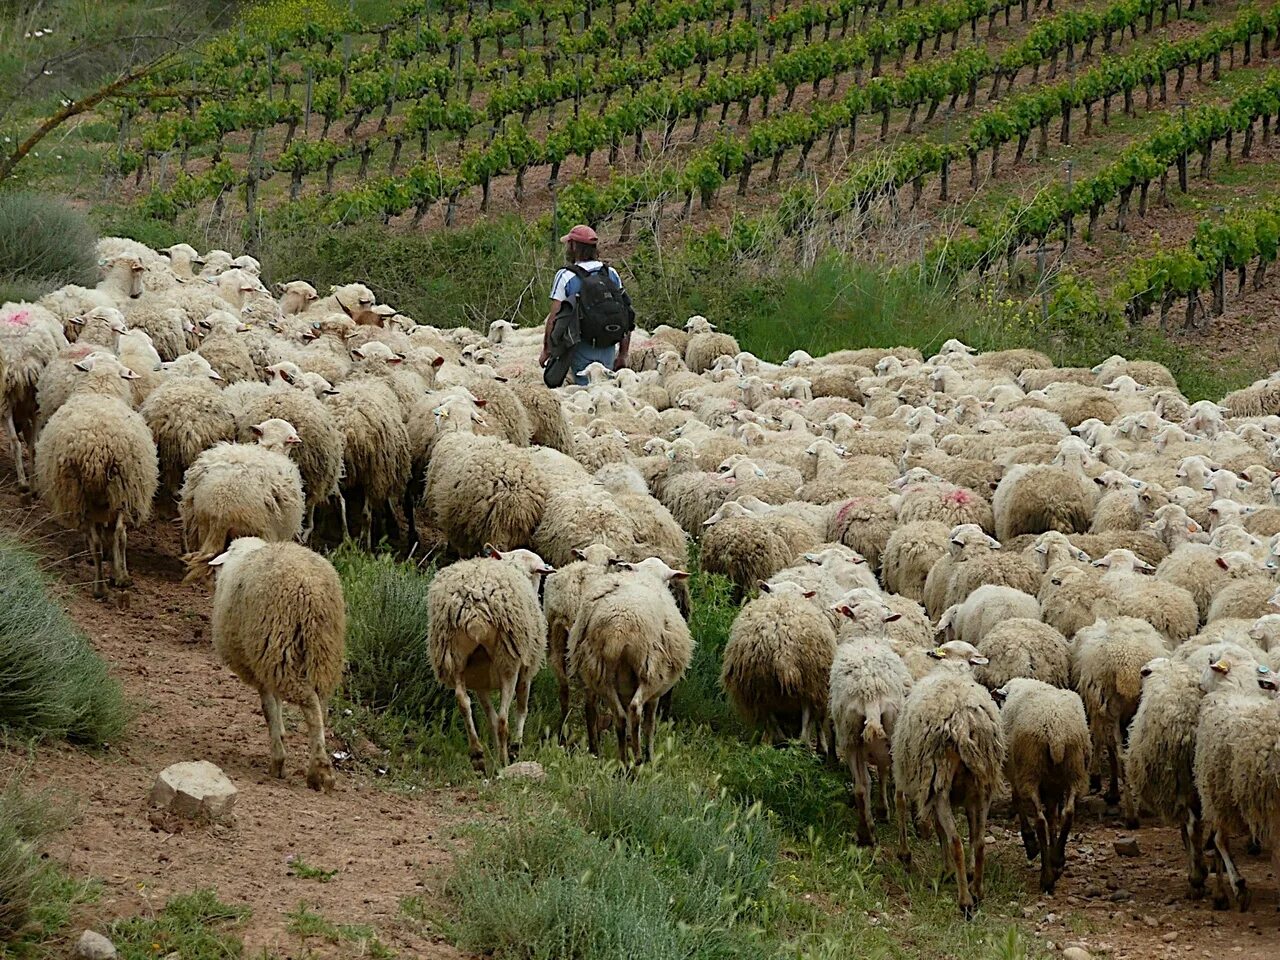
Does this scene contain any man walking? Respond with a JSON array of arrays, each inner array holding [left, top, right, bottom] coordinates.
[[540, 224, 634, 387]]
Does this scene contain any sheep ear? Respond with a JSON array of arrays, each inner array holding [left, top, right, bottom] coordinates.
[[472, 399, 487, 408], [757, 580, 771, 593], [432, 355, 445, 368], [669, 570, 690, 581], [884, 613, 902, 623], [483, 543, 502, 560], [208, 549, 231, 568], [386, 354, 404, 365], [969, 655, 990, 666], [73, 357, 95, 372], [802, 590, 816, 599], [1216, 556, 1229, 570], [572, 548, 586, 560], [250, 423, 264, 437]]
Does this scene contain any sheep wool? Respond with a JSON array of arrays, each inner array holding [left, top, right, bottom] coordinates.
[[210, 537, 345, 791], [426, 433, 549, 555], [972, 618, 1071, 691]]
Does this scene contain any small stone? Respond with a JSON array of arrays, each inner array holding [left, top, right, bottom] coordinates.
[[1079, 796, 1107, 817], [1064, 943, 1089, 953], [1062, 948, 1092, 960], [1044, 912, 1059, 924], [149, 761, 237, 820], [1143, 915, 1160, 928], [1083, 884, 1105, 898], [1114, 837, 1142, 857], [1162, 932, 1179, 943], [1109, 889, 1133, 902], [499, 760, 546, 782], [1022, 906, 1036, 919], [75, 931, 116, 960]]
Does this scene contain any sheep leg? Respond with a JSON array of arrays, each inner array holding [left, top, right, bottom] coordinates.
[[261, 692, 287, 778], [895, 789, 911, 866], [1185, 810, 1207, 898], [799, 705, 812, 748], [1104, 730, 1123, 807], [338, 494, 350, 541], [511, 668, 533, 756], [4, 411, 27, 493], [934, 796, 974, 919], [1032, 799, 1055, 893], [626, 688, 646, 765], [607, 688, 628, 762], [493, 674, 518, 768], [848, 749, 875, 847], [1016, 809, 1040, 861], [302, 691, 334, 793], [1212, 832, 1250, 911], [550, 629, 571, 745], [86, 524, 106, 599], [1053, 793, 1075, 878], [968, 790, 990, 905], [453, 679, 486, 772], [110, 513, 131, 589], [301, 503, 316, 544], [584, 695, 600, 756], [641, 699, 659, 763]]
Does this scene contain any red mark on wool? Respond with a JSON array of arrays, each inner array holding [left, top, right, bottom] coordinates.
[[944, 488, 975, 506], [834, 497, 870, 527], [1, 309, 31, 327]]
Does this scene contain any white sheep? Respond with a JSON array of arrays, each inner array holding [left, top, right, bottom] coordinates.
[[428, 547, 553, 770], [209, 537, 345, 791]]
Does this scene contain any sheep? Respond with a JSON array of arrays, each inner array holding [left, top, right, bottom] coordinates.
[[235, 381, 344, 542], [768, 546, 878, 605], [892, 640, 1005, 918], [972, 619, 1071, 691], [196, 312, 257, 383], [1192, 652, 1279, 911], [683, 316, 740, 374], [993, 678, 1090, 893], [1093, 549, 1199, 643], [324, 378, 411, 544], [1071, 615, 1169, 809], [701, 504, 816, 602], [35, 344, 134, 432], [122, 301, 188, 361], [828, 598, 914, 847], [1038, 564, 1108, 638], [721, 581, 838, 746], [208, 537, 345, 791], [428, 547, 553, 770], [937, 585, 1039, 648], [140, 355, 235, 509], [569, 557, 693, 762], [881, 520, 950, 601], [508, 379, 574, 453], [178, 419, 305, 580], [895, 480, 995, 533], [543, 543, 616, 740], [828, 496, 898, 571], [425, 433, 548, 556], [991, 439, 1096, 541], [33, 355, 158, 597], [1, 302, 66, 490], [1206, 578, 1275, 623], [1125, 655, 1226, 898]]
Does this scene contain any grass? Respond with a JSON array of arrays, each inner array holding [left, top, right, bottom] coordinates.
[[286, 901, 396, 958], [286, 855, 339, 883], [109, 890, 249, 960], [0, 537, 128, 745], [0, 779, 69, 942]]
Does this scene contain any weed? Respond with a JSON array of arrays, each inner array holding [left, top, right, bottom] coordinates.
[[109, 890, 248, 960], [286, 855, 339, 883], [286, 901, 395, 957], [0, 779, 67, 941], [0, 538, 128, 745]]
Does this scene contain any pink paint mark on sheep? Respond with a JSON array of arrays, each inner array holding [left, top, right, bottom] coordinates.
[[943, 488, 975, 506], [1, 309, 32, 327], [834, 497, 871, 528]]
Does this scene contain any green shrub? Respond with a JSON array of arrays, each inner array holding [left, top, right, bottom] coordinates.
[[0, 780, 64, 940], [331, 545, 451, 722], [716, 745, 854, 839], [668, 562, 739, 731], [0, 192, 97, 295], [0, 538, 127, 745]]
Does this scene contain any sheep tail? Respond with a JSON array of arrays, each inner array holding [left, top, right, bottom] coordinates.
[[863, 703, 885, 745], [1048, 738, 1066, 766]]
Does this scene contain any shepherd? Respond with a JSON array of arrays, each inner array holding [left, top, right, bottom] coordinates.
[[540, 224, 635, 387]]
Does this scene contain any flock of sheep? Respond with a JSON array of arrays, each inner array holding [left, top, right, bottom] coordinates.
[[4, 238, 1280, 920]]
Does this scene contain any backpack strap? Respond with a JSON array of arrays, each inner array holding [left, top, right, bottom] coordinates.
[[566, 263, 591, 280]]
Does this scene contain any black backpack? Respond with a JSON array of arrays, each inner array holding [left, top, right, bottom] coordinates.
[[568, 263, 634, 347]]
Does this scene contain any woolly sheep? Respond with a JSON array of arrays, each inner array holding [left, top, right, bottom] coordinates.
[[324, 378, 411, 544], [991, 441, 1096, 541], [429, 547, 552, 770], [209, 537, 345, 791], [569, 557, 693, 763], [880, 520, 950, 601], [683, 317, 740, 374], [892, 640, 1005, 918], [141, 355, 235, 509], [721, 581, 838, 746], [543, 543, 616, 739], [178, 418, 305, 580], [1093, 549, 1199, 643], [33, 355, 158, 597], [993, 678, 1090, 893], [972, 619, 1071, 691], [937, 585, 1039, 647], [828, 599, 914, 847], [1071, 616, 1169, 809]]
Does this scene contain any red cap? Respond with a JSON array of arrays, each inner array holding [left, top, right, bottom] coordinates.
[[560, 224, 598, 244]]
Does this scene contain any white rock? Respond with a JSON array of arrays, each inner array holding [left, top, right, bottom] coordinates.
[[499, 760, 546, 782], [75, 930, 116, 960], [1063, 948, 1092, 960], [149, 761, 237, 819]]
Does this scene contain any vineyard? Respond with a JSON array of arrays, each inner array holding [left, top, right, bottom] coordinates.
[[74, 0, 1280, 358]]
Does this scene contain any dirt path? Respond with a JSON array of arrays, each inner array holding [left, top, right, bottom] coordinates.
[[0, 481, 474, 958]]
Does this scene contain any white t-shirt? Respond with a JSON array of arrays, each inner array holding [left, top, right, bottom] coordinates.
[[550, 260, 624, 304]]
